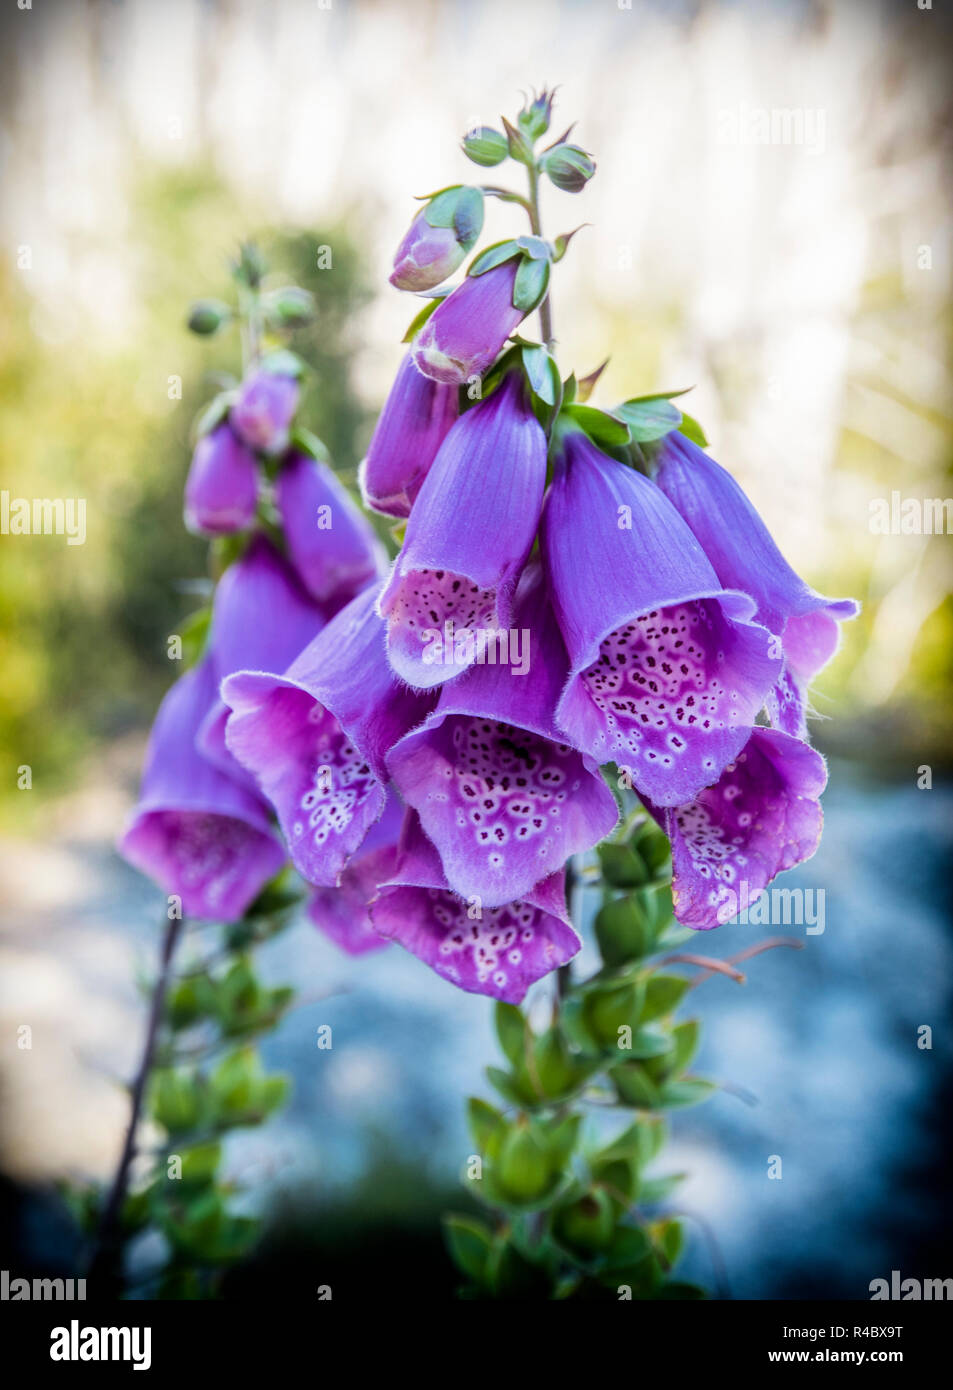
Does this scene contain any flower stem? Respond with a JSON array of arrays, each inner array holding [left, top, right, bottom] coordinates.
[[526, 162, 555, 351], [87, 912, 183, 1292]]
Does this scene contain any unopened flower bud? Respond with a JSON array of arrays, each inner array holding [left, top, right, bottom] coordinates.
[[462, 126, 509, 167], [390, 186, 484, 292], [184, 424, 258, 535], [230, 366, 299, 454], [540, 144, 596, 193], [187, 299, 231, 335], [411, 259, 525, 385]]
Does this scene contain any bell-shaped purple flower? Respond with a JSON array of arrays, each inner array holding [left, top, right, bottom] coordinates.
[[230, 368, 299, 454], [542, 427, 782, 808], [644, 727, 827, 931], [275, 450, 386, 609], [390, 211, 468, 292], [655, 432, 859, 737], [306, 793, 402, 956], [378, 373, 547, 689], [359, 353, 459, 518], [221, 583, 434, 888], [370, 810, 579, 1003], [386, 564, 619, 908], [197, 534, 327, 777], [184, 424, 259, 536], [119, 661, 285, 921], [411, 262, 525, 385]]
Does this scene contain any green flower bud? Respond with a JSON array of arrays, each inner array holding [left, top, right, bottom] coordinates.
[[264, 286, 315, 326], [496, 1126, 554, 1204], [541, 144, 596, 193], [554, 1190, 616, 1254], [462, 126, 509, 168], [187, 299, 231, 335]]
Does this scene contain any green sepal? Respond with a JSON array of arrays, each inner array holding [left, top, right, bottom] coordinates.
[[640, 973, 691, 1024], [400, 292, 447, 343], [561, 403, 631, 449], [444, 1213, 494, 1285], [512, 255, 550, 313], [468, 238, 522, 277], [258, 347, 307, 379], [521, 343, 562, 408]]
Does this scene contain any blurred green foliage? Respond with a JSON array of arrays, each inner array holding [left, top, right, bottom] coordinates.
[[0, 168, 372, 826]]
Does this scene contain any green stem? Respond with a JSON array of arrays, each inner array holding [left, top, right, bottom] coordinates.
[[526, 162, 555, 350], [87, 912, 183, 1292]]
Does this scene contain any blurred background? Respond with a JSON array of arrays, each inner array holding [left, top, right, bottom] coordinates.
[[1, 0, 951, 1298]]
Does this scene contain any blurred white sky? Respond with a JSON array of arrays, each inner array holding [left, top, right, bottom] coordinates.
[[2, 0, 951, 697]]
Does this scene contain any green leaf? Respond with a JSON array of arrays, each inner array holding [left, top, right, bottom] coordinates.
[[287, 426, 331, 464], [562, 404, 631, 449], [602, 1224, 652, 1270], [444, 1214, 494, 1285], [401, 293, 446, 343], [512, 255, 551, 313], [176, 1142, 222, 1189], [521, 343, 561, 408], [610, 1062, 661, 1109], [594, 895, 656, 967], [616, 396, 682, 442], [658, 1078, 716, 1108], [485, 1065, 534, 1109], [494, 1001, 527, 1066], [515, 234, 551, 260], [582, 980, 645, 1050], [640, 974, 690, 1024], [191, 390, 235, 442], [677, 413, 708, 447], [468, 238, 522, 277], [151, 1069, 206, 1136], [638, 1172, 687, 1204], [653, 1217, 684, 1267], [259, 348, 307, 379], [467, 1097, 507, 1155], [656, 1280, 706, 1300], [598, 842, 649, 889]]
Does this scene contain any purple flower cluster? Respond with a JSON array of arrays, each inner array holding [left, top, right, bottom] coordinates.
[[213, 342, 856, 1001], [120, 361, 385, 925]]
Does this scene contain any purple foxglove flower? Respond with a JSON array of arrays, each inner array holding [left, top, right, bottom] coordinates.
[[197, 534, 327, 776], [359, 353, 459, 518], [276, 450, 386, 607], [390, 212, 467, 292], [411, 261, 525, 385], [370, 810, 579, 1003], [221, 583, 434, 888], [378, 373, 547, 689], [541, 427, 782, 807], [230, 368, 299, 454], [644, 727, 827, 931], [655, 432, 859, 737], [184, 424, 259, 536], [119, 661, 285, 921], [306, 793, 403, 956], [386, 564, 619, 908]]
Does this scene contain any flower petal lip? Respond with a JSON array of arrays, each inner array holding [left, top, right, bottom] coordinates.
[[542, 428, 783, 808], [118, 661, 285, 922], [196, 533, 326, 778], [644, 727, 828, 931], [377, 372, 547, 690], [655, 432, 859, 735], [184, 424, 259, 536], [307, 792, 403, 956], [276, 450, 387, 607], [221, 583, 435, 888], [410, 261, 525, 385], [369, 810, 580, 1004], [386, 563, 620, 908], [359, 353, 459, 519]]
